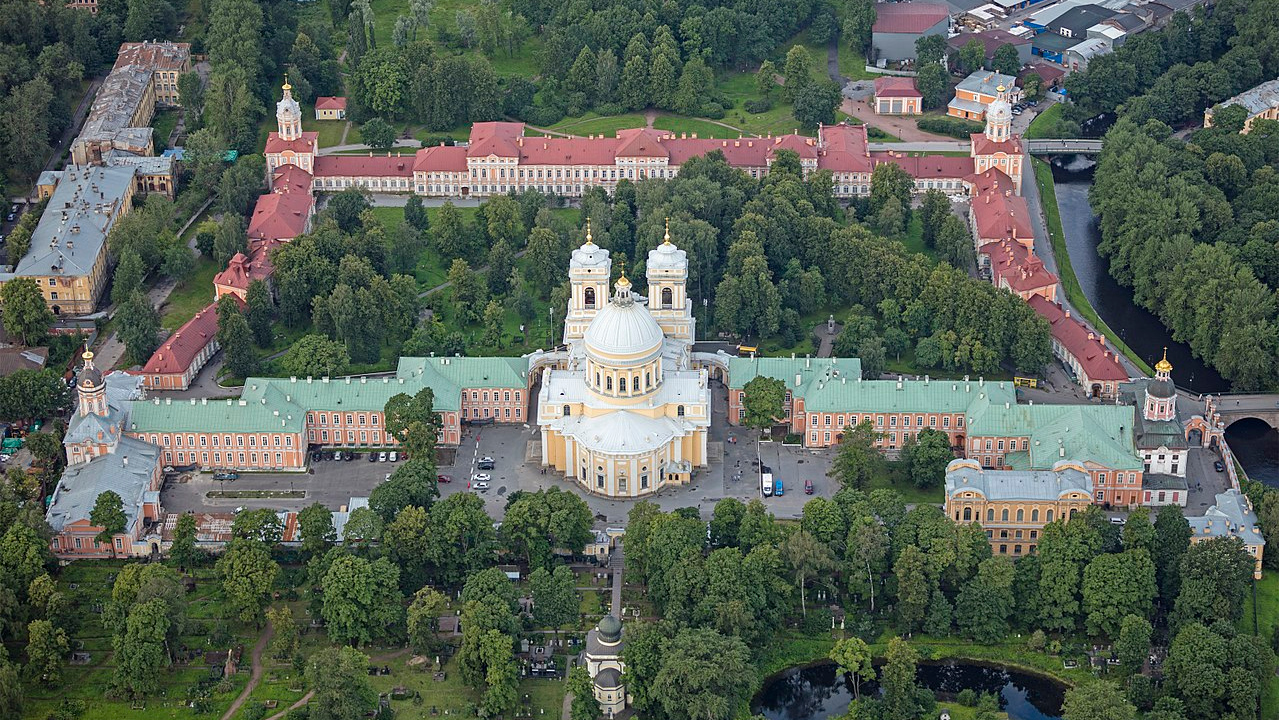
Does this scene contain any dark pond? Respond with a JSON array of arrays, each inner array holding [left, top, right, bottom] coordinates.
[[751, 660, 1066, 720]]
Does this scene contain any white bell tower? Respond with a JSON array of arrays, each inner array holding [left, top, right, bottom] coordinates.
[[563, 220, 612, 344], [984, 84, 1013, 144], [276, 76, 303, 141], [645, 218, 694, 344]]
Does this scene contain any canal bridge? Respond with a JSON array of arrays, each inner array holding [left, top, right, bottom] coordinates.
[[1024, 139, 1103, 155], [1208, 394, 1279, 431]]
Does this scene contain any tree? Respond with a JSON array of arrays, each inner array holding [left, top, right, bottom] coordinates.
[[783, 530, 835, 617], [501, 488, 593, 570], [1082, 550, 1156, 637], [925, 587, 953, 636], [321, 554, 404, 646], [830, 422, 883, 490], [215, 538, 279, 624], [407, 586, 449, 653], [1122, 507, 1155, 552], [231, 508, 284, 545], [756, 60, 777, 96], [955, 556, 1016, 643], [371, 460, 440, 522], [384, 386, 443, 460], [90, 491, 126, 557], [111, 598, 170, 699], [830, 636, 874, 701], [476, 628, 519, 714], [845, 0, 876, 53], [1152, 504, 1191, 604], [904, 429, 953, 488], [404, 194, 429, 232], [870, 162, 915, 216], [1, 277, 54, 345], [794, 80, 841, 129], [116, 291, 160, 366], [0, 369, 69, 422], [298, 503, 336, 557], [1115, 614, 1152, 675], [960, 39, 987, 74], [213, 215, 248, 265], [161, 241, 195, 281], [916, 63, 949, 110], [446, 258, 486, 323], [894, 545, 931, 633], [651, 628, 753, 720], [881, 637, 921, 720], [244, 280, 274, 347], [565, 46, 597, 104], [992, 43, 1022, 76], [740, 376, 785, 431], [0, 660, 20, 718], [782, 45, 812, 104], [673, 57, 714, 116], [361, 117, 396, 151], [915, 35, 948, 66], [325, 188, 372, 234], [344, 507, 383, 543], [282, 334, 350, 378], [168, 513, 202, 569], [216, 296, 257, 378], [529, 565, 578, 636], [481, 299, 504, 347], [266, 606, 299, 660], [25, 619, 69, 683], [1062, 681, 1136, 720], [306, 647, 376, 720], [566, 666, 600, 720], [1171, 536, 1254, 630], [595, 49, 619, 104]]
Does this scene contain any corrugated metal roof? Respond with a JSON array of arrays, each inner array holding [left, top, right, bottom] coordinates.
[[129, 394, 306, 434], [945, 459, 1093, 500]]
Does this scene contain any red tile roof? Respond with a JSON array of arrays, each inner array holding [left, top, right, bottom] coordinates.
[[870, 152, 975, 179], [971, 181, 1033, 242], [970, 133, 1023, 155], [214, 243, 277, 292], [983, 240, 1057, 294], [247, 169, 315, 243], [415, 144, 467, 172], [142, 298, 240, 375], [873, 3, 951, 34], [312, 154, 414, 178], [265, 132, 319, 155], [874, 76, 922, 98], [315, 96, 347, 111], [817, 123, 874, 173], [1027, 295, 1129, 381]]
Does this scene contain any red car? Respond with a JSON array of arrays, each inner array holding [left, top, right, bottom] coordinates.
[[804, 479, 814, 495], [437, 474, 453, 484]]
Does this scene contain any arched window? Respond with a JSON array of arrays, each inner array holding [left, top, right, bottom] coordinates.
[[562, 405, 571, 417], [1031, 509, 1039, 522], [606, 377, 613, 390], [986, 508, 994, 522], [661, 287, 673, 308], [963, 507, 972, 521], [619, 376, 627, 393], [646, 372, 652, 388], [1001, 508, 1009, 522], [1046, 510, 1055, 523], [677, 405, 685, 417], [584, 287, 596, 308], [1016, 508, 1024, 522]]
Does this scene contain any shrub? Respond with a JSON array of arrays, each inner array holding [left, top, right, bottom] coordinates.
[[916, 116, 984, 139], [595, 103, 625, 117], [1027, 629, 1047, 651], [743, 97, 774, 113], [521, 105, 565, 127], [703, 102, 725, 119], [957, 689, 978, 706]]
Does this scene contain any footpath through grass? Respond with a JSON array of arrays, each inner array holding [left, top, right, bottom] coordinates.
[[1024, 103, 1064, 140], [1031, 158, 1154, 377]]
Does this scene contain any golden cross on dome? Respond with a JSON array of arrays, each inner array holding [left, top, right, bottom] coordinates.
[[585, 218, 592, 243], [663, 217, 672, 245]]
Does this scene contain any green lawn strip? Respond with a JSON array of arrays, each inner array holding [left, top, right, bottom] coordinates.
[[548, 112, 647, 135], [652, 115, 744, 139], [1031, 158, 1154, 376], [160, 257, 220, 331], [837, 44, 876, 81], [303, 110, 348, 149], [152, 110, 180, 151], [1241, 574, 1279, 718], [1024, 103, 1064, 140]]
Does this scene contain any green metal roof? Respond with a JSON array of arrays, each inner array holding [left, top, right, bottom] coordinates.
[[129, 395, 306, 434], [971, 398, 1142, 470], [396, 356, 528, 391], [728, 356, 1015, 414]]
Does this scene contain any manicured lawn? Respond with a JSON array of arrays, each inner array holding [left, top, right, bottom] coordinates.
[[1030, 158, 1154, 376], [1025, 103, 1065, 140], [837, 43, 876, 81], [652, 115, 742, 139], [303, 111, 348, 148], [160, 257, 220, 331], [152, 109, 180, 151], [549, 112, 647, 135], [1242, 574, 1279, 718]]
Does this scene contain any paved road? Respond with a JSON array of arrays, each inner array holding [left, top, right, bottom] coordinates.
[[867, 141, 971, 152]]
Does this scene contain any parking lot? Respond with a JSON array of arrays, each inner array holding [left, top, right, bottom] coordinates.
[[159, 385, 842, 523]]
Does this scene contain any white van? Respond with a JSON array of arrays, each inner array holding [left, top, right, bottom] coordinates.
[[761, 472, 774, 497]]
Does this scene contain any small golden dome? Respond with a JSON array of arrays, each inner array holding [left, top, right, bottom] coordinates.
[[1155, 347, 1172, 374]]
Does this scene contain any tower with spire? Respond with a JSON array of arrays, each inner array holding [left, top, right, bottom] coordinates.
[[970, 82, 1024, 192], [264, 77, 318, 173], [645, 218, 694, 343], [564, 220, 612, 344], [1144, 349, 1177, 422]]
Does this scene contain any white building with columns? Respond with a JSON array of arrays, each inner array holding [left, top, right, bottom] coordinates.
[[536, 221, 710, 498]]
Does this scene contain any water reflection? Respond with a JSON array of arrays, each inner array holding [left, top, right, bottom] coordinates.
[[752, 661, 1065, 720]]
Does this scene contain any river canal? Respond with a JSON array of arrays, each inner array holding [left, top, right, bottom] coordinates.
[[1049, 158, 1278, 484]]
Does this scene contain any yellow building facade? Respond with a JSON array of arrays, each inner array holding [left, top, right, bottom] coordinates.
[[944, 458, 1094, 556], [536, 223, 710, 498]]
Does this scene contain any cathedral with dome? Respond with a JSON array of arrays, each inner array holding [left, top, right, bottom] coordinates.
[[535, 221, 710, 498]]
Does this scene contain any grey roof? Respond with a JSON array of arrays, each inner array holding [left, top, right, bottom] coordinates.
[[1068, 37, 1111, 60], [945, 458, 1093, 501], [1188, 489, 1265, 547], [37, 170, 62, 187], [1051, 5, 1118, 34], [595, 668, 623, 689], [46, 435, 160, 533], [955, 70, 1019, 98], [1214, 79, 1279, 117], [75, 66, 154, 153], [1032, 32, 1083, 53], [9, 165, 135, 280], [1118, 379, 1187, 451], [1143, 474, 1188, 491], [1106, 12, 1147, 31], [104, 150, 175, 175]]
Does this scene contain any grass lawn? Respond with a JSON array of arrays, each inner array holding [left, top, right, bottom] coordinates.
[[548, 112, 647, 135], [303, 111, 348, 148], [868, 463, 945, 505], [1025, 103, 1065, 140], [159, 257, 220, 331], [652, 115, 743, 139], [152, 109, 180, 151], [1030, 158, 1154, 376], [837, 44, 876, 81], [1242, 574, 1279, 718]]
